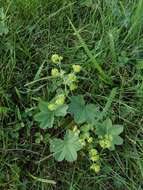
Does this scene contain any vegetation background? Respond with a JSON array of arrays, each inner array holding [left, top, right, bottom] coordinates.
[[0, 0, 143, 189]]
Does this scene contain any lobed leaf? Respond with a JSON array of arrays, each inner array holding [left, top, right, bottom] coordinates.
[[68, 95, 98, 124], [50, 130, 82, 162]]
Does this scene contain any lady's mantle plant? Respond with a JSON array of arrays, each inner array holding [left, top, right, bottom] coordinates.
[[34, 54, 124, 173]]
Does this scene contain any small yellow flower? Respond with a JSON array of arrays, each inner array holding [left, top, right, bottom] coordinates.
[[89, 149, 100, 161], [55, 94, 65, 106], [48, 103, 57, 111], [68, 73, 77, 82], [105, 134, 113, 141], [99, 135, 112, 149], [60, 69, 66, 76], [90, 163, 100, 173], [87, 137, 93, 143], [90, 155, 100, 162], [105, 140, 112, 148], [73, 125, 78, 132], [73, 126, 80, 136], [69, 83, 78, 91], [99, 139, 106, 148], [79, 138, 86, 146], [72, 65, 81, 73], [51, 54, 63, 64], [51, 68, 60, 77], [89, 149, 98, 156]]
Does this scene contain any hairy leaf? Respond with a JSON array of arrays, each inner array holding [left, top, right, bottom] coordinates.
[[68, 95, 98, 124], [55, 105, 68, 117], [34, 100, 68, 129], [50, 130, 82, 162]]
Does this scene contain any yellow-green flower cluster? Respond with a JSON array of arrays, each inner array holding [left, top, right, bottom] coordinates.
[[51, 68, 60, 77], [72, 65, 81, 73], [68, 73, 77, 82], [89, 149, 100, 162], [48, 94, 65, 111], [90, 163, 100, 173], [89, 149, 100, 173], [55, 94, 65, 106], [48, 103, 57, 111], [69, 83, 78, 91], [51, 54, 63, 64], [87, 136, 93, 143], [99, 134, 113, 149], [50, 54, 81, 92], [63, 73, 77, 91], [79, 138, 86, 147], [79, 134, 93, 147], [50, 54, 63, 77], [79, 124, 94, 147], [72, 125, 80, 136], [79, 133, 87, 147], [63, 65, 81, 91]]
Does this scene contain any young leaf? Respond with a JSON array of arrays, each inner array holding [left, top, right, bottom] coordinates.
[[34, 100, 68, 129], [96, 118, 124, 150], [68, 95, 98, 124], [50, 130, 82, 162], [96, 119, 113, 136], [55, 104, 68, 117]]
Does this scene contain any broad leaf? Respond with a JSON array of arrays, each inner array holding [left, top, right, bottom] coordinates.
[[96, 119, 113, 136], [68, 95, 85, 124], [34, 112, 54, 129], [68, 95, 98, 124], [109, 125, 124, 136], [85, 104, 98, 124], [113, 136, 123, 145], [39, 101, 49, 112], [50, 130, 82, 162]]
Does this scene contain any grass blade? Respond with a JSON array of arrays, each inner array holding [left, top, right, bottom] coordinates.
[[97, 88, 117, 121], [28, 173, 56, 185], [68, 18, 110, 84]]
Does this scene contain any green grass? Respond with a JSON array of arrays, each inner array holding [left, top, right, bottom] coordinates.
[[0, 0, 143, 189]]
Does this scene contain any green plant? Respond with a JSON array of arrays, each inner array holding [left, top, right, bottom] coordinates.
[[2, 1, 143, 188], [34, 54, 124, 173]]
